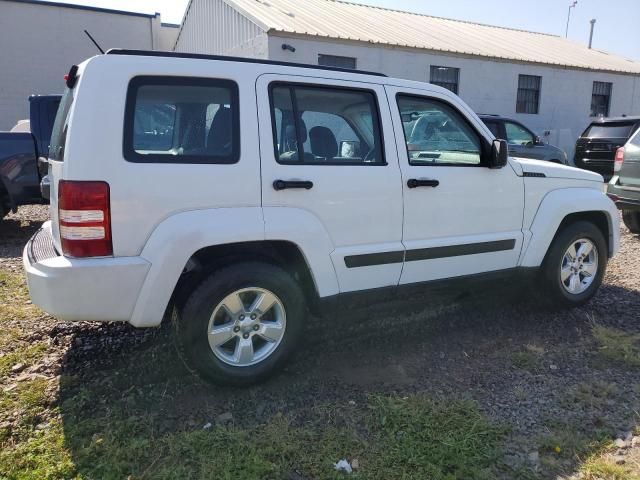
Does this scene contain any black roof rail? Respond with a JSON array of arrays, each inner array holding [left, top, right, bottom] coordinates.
[[105, 49, 387, 77]]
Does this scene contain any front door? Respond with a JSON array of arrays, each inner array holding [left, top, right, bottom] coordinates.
[[257, 75, 404, 293], [385, 86, 525, 285]]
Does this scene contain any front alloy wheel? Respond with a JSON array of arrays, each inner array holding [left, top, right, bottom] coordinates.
[[560, 238, 598, 295], [542, 221, 607, 308]]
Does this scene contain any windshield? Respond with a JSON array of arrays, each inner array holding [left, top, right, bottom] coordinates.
[[584, 123, 636, 139], [48, 88, 74, 161]]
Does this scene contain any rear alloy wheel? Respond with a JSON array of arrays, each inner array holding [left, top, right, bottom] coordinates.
[[174, 262, 305, 386], [208, 287, 287, 367], [542, 221, 607, 308], [622, 210, 640, 234]]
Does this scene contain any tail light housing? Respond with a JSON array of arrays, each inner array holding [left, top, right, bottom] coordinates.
[[58, 180, 112, 257], [614, 147, 625, 172]]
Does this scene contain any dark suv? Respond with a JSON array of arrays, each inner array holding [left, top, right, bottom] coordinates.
[[479, 115, 568, 164], [574, 117, 640, 180], [608, 129, 640, 234]]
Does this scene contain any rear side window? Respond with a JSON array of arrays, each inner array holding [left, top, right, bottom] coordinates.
[[49, 89, 73, 161], [584, 123, 635, 139], [124, 76, 240, 164]]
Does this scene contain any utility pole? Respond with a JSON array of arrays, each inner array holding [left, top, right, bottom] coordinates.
[[565, 0, 578, 38], [588, 19, 596, 48]]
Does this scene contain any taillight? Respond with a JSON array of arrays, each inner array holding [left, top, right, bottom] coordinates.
[[58, 180, 112, 257], [614, 147, 625, 172]]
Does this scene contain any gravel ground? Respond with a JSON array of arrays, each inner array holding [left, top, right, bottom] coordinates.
[[1, 204, 640, 478]]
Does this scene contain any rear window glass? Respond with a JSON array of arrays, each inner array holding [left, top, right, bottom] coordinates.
[[124, 76, 240, 164], [584, 123, 636, 139], [48, 89, 73, 161]]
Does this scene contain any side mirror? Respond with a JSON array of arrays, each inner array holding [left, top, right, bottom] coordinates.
[[339, 140, 360, 158], [489, 139, 508, 169], [535, 136, 542, 145]]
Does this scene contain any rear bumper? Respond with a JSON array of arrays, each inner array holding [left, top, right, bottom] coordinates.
[[23, 221, 151, 322], [607, 179, 640, 211]]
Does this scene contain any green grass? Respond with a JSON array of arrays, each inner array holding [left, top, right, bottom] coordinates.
[[0, 270, 39, 321], [562, 380, 620, 411], [0, 344, 47, 378], [38, 393, 503, 480], [511, 344, 546, 372], [0, 390, 507, 480], [592, 324, 640, 367]]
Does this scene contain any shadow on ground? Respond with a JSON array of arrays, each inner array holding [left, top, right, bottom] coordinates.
[[57, 279, 640, 479]]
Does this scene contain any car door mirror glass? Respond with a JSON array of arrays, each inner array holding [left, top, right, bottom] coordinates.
[[490, 139, 508, 169]]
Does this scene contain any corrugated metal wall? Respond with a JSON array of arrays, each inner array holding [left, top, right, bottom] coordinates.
[[174, 0, 265, 55]]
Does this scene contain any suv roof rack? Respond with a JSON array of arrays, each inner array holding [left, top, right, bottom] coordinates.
[[106, 49, 387, 78]]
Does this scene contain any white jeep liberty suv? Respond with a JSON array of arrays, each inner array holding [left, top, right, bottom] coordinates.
[[24, 50, 620, 385]]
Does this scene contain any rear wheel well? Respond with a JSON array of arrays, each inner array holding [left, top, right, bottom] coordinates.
[[169, 241, 319, 318], [555, 211, 611, 257]]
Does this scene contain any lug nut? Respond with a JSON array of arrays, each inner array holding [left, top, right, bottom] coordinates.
[[243, 333, 250, 339], [250, 314, 257, 320], [239, 315, 245, 320], [233, 326, 240, 333], [253, 324, 259, 331]]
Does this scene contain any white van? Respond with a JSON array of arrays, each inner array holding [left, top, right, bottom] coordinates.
[[24, 50, 619, 385]]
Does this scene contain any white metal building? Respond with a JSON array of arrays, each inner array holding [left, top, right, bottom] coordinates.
[[174, 0, 640, 159], [0, 0, 179, 130]]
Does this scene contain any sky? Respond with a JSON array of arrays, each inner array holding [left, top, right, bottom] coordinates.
[[35, 0, 640, 61]]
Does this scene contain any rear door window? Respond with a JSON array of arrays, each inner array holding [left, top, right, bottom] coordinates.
[[124, 76, 240, 164], [270, 84, 385, 165]]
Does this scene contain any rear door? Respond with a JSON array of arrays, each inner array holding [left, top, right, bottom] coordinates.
[[257, 74, 404, 293]]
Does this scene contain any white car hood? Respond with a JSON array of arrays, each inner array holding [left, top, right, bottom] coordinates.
[[510, 157, 603, 182]]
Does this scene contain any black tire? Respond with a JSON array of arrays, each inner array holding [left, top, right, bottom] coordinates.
[[622, 210, 640, 234], [541, 221, 607, 308], [173, 262, 306, 386]]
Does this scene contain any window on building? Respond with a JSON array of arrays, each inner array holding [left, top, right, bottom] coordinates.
[[397, 95, 481, 166], [516, 75, 541, 114], [591, 81, 612, 117], [270, 84, 384, 165], [429, 66, 460, 94], [317, 54, 357, 69]]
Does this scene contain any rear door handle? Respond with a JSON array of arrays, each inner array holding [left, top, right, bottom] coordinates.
[[407, 178, 439, 188], [273, 180, 314, 191]]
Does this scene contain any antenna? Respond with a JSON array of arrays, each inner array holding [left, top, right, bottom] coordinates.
[[84, 30, 105, 54]]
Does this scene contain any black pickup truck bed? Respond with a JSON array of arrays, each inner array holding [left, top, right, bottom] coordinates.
[[0, 95, 60, 218]]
